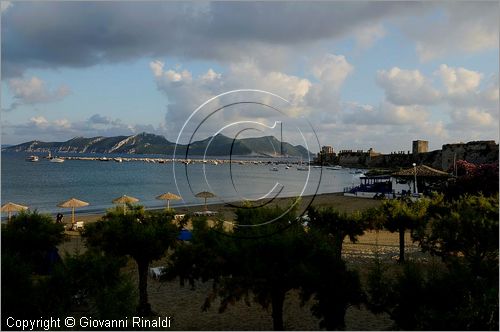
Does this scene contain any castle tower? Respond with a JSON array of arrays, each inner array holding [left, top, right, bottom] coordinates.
[[412, 140, 428, 156]]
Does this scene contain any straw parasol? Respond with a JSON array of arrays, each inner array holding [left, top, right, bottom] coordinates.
[[156, 192, 182, 209], [1, 202, 28, 222], [112, 195, 139, 214], [195, 191, 216, 211], [58, 198, 89, 224]]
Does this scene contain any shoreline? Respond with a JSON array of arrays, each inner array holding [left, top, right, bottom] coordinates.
[[57, 192, 383, 225]]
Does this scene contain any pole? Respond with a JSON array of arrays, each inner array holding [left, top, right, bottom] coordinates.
[[72, 207, 75, 224], [280, 122, 283, 157], [167, 199, 170, 209], [413, 163, 418, 194]]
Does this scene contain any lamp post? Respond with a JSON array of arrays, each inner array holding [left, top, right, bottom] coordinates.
[[412, 163, 418, 195]]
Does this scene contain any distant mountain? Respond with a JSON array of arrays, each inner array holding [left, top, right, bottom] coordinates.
[[2, 132, 312, 158]]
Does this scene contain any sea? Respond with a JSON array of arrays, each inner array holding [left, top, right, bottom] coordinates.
[[1, 152, 365, 217]]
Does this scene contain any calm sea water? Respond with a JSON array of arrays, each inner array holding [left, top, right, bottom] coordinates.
[[1, 152, 364, 216]]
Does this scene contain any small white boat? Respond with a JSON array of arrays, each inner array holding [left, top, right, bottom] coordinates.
[[50, 157, 65, 163], [285, 165, 290, 169], [26, 155, 39, 162]]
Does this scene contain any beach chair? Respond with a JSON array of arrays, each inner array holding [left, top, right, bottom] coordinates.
[[149, 266, 165, 280], [75, 221, 85, 230]]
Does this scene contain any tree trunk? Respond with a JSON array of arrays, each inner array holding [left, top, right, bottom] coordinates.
[[333, 233, 343, 261], [271, 290, 286, 331], [398, 227, 405, 263], [137, 259, 152, 315]]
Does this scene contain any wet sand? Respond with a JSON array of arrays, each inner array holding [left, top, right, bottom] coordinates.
[[58, 193, 405, 330]]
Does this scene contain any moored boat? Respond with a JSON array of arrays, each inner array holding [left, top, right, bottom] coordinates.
[[50, 157, 65, 163], [26, 155, 39, 162]]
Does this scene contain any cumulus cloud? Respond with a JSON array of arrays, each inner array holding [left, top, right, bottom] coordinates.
[[3, 114, 166, 144], [150, 55, 354, 141], [4, 76, 70, 111], [437, 64, 482, 96], [1, 1, 12, 14], [30, 116, 49, 127], [376, 67, 441, 105], [405, 2, 498, 61], [342, 101, 429, 125], [353, 23, 386, 50]]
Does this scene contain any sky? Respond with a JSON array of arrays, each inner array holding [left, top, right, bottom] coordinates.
[[1, 1, 498, 153]]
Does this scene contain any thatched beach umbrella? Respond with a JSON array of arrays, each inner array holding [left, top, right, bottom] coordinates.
[[1, 202, 28, 222], [195, 191, 216, 211], [156, 192, 182, 209], [112, 195, 139, 214], [58, 198, 89, 225]]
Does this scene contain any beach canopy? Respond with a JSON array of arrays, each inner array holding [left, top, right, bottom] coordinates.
[[392, 165, 450, 178], [195, 191, 216, 211], [112, 195, 139, 214], [1, 202, 28, 222], [58, 198, 89, 224], [156, 192, 182, 209]]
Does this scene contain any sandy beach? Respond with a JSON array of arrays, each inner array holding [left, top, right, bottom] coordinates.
[[56, 192, 421, 330]]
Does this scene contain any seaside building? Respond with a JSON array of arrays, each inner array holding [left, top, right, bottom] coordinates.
[[412, 140, 429, 156], [344, 164, 450, 199], [314, 139, 498, 170], [314, 145, 336, 165]]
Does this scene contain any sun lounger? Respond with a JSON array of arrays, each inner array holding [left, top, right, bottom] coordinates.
[[149, 266, 165, 280], [193, 211, 218, 216], [74, 221, 85, 231], [174, 214, 186, 220]]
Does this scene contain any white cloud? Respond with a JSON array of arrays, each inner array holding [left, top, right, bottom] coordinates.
[[342, 101, 429, 125], [30, 116, 49, 127], [406, 2, 498, 61], [354, 24, 386, 50], [437, 64, 482, 96], [150, 55, 355, 142], [376, 67, 441, 105], [1, 1, 12, 14], [8, 76, 70, 106], [5, 114, 166, 144], [450, 108, 497, 129]]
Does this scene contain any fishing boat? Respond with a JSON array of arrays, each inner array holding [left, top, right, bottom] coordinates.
[[50, 157, 65, 163], [26, 155, 39, 162]]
